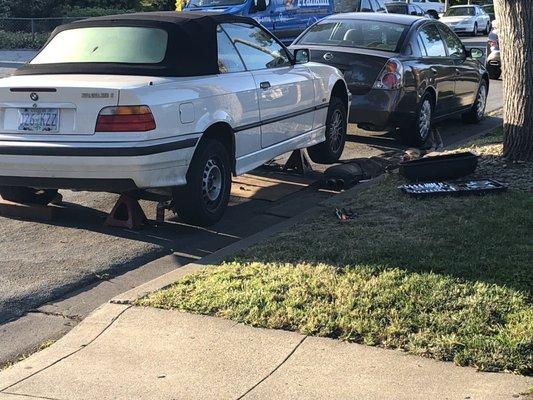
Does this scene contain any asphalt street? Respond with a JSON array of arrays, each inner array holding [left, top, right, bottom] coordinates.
[[0, 34, 504, 366]]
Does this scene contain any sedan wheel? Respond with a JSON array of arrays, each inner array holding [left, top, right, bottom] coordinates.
[[399, 93, 434, 147], [173, 138, 231, 226], [418, 99, 432, 141], [307, 96, 347, 164], [462, 80, 488, 124], [472, 23, 478, 36]]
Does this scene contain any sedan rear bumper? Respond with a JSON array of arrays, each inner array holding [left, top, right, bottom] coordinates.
[[486, 49, 501, 68], [0, 136, 198, 191], [349, 89, 404, 129]]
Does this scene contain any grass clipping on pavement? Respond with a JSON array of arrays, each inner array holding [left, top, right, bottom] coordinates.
[[139, 130, 533, 375]]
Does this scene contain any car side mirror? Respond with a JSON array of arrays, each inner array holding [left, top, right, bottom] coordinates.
[[469, 48, 484, 59], [294, 48, 310, 64], [255, 0, 267, 12]]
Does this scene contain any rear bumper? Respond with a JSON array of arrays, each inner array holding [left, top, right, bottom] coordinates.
[[349, 89, 404, 128], [0, 136, 198, 191]]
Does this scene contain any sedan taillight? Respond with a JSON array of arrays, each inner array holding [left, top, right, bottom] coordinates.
[[488, 39, 499, 50], [95, 106, 156, 132], [373, 58, 404, 90]]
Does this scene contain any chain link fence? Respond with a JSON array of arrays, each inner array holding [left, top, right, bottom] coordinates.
[[0, 17, 87, 49]]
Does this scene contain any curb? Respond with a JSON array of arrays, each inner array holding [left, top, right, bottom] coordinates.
[[111, 177, 386, 304]]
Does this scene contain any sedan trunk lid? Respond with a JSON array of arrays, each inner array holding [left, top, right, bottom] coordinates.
[[0, 74, 165, 138], [293, 45, 394, 95]]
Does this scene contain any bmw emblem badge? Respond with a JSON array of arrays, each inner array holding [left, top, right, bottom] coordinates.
[[30, 92, 39, 102]]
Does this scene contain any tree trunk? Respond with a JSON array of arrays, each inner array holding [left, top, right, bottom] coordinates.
[[494, 0, 533, 161]]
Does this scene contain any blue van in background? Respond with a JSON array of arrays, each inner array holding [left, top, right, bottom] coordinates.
[[183, 0, 334, 44]]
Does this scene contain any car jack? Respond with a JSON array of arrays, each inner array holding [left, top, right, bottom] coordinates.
[[283, 149, 314, 175], [105, 194, 147, 230]]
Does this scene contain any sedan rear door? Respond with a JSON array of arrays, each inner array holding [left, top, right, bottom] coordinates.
[[417, 23, 458, 114], [437, 24, 480, 108]]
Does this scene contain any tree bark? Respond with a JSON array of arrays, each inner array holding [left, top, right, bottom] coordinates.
[[494, 0, 533, 161]]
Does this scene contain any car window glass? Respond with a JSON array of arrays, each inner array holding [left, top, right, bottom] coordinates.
[[361, 0, 373, 11], [217, 27, 245, 73], [298, 19, 407, 52], [417, 35, 427, 56], [31, 27, 168, 64], [221, 23, 291, 71], [374, 0, 386, 12], [418, 24, 447, 57], [439, 25, 465, 58]]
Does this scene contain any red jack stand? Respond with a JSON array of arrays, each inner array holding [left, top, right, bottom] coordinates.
[[105, 194, 147, 230]]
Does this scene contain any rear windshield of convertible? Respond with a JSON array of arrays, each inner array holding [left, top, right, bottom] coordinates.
[[298, 19, 407, 52], [31, 27, 168, 65]]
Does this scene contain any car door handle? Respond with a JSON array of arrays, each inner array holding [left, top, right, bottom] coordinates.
[[430, 67, 438, 75], [260, 81, 271, 90]]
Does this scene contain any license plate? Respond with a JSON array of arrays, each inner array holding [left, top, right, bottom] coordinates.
[[18, 108, 60, 133]]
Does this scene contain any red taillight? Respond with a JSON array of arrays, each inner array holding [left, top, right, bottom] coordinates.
[[373, 58, 404, 90], [95, 106, 156, 132]]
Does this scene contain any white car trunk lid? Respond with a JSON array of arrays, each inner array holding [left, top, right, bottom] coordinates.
[[0, 74, 161, 138]]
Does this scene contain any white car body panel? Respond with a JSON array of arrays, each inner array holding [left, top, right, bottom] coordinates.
[[0, 63, 347, 191]]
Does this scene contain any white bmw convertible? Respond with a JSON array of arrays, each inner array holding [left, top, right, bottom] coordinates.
[[0, 12, 349, 225]]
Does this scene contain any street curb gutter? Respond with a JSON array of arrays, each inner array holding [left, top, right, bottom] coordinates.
[[111, 176, 386, 305]]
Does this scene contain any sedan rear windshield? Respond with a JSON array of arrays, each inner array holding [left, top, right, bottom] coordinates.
[[445, 7, 475, 16], [297, 20, 407, 52], [31, 27, 168, 65]]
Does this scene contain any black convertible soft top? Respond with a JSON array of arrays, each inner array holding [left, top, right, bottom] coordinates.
[[15, 12, 262, 77]]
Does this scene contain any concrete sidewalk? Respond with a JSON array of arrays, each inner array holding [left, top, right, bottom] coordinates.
[[1, 303, 531, 400]]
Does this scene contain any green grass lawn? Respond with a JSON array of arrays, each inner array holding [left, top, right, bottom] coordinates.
[[140, 130, 533, 375]]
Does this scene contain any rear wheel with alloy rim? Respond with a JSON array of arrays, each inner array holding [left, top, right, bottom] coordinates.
[[307, 96, 347, 164], [399, 93, 434, 147], [0, 186, 59, 205], [173, 138, 231, 227], [462, 80, 488, 124]]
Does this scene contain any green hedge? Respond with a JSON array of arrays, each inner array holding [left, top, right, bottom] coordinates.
[[0, 30, 48, 50]]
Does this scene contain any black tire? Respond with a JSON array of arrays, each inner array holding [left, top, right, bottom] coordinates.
[[462, 79, 488, 124], [471, 22, 478, 37], [485, 22, 491, 34], [399, 92, 434, 147], [486, 65, 501, 80], [173, 138, 231, 227], [0, 186, 59, 205], [307, 96, 347, 164]]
